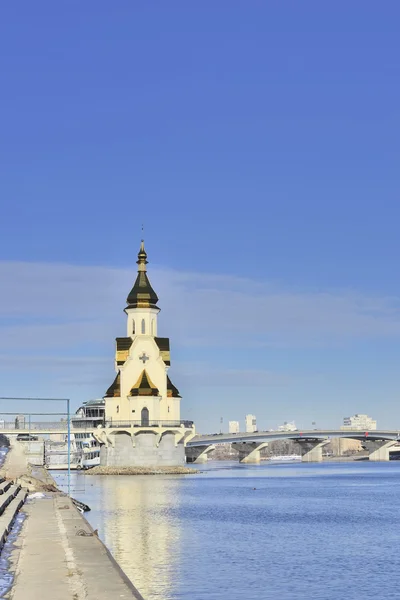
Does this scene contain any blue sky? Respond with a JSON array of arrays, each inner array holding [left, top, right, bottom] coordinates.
[[1, 2, 400, 431]]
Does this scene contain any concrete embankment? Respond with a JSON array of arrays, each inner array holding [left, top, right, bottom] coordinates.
[[0, 444, 145, 599], [0, 481, 27, 554], [10, 494, 144, 600]]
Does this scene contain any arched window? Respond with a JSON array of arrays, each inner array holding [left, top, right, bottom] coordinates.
[[141, 407, 149, 426], [132, 319, 135, 335], [141, 319, 145, 334]]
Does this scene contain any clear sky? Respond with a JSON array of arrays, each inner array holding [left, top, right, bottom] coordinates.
[[1, 2, 400, 432]]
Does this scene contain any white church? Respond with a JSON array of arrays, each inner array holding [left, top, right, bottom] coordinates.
[[97, 241, 193, 466]]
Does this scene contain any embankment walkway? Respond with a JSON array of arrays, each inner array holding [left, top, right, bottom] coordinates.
[[10, 495, 144, 600], [0, 443, 144, 600]]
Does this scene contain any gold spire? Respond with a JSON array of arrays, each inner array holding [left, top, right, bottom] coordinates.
[[137, 240, 148, 272]]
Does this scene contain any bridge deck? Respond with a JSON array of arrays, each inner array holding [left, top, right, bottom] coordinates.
[[187, 430, 400, 446]]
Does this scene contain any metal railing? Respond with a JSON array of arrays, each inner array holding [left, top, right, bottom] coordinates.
[[104, 419, 194, 429], [0, 421, 69, 431], [0, 419, 194, 431]]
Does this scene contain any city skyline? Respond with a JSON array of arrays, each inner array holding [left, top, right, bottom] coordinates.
[[1, 4, 400, 432]]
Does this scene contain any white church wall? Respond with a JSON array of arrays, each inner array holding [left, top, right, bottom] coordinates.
[[120, 338, 168, 399], [128, 395, 161, 423], [125, 307, 159, 337]]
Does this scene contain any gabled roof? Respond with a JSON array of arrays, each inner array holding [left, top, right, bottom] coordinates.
[[126, 241, 159, 309], [167, 375, 181, 398], [130, 370, 159, 397], [105, 372, 121, 398]]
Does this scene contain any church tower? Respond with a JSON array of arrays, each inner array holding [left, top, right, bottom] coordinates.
[[104, 241, 182, 428]]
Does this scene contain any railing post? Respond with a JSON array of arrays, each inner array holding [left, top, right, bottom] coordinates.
[[67, 399, 71, 498]]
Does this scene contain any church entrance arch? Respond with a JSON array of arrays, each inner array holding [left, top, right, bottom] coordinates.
[[141, 407, 149, 427]]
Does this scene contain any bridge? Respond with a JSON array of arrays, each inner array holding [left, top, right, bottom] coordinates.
[[3, 423, 400, 463], [186, 429, 400, 463]]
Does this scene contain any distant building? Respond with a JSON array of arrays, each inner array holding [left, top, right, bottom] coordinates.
[[245, 414, 257, 433], [341, 414, 377, 431], [229, 421, 240, 434], [278, 421, 297, 432]]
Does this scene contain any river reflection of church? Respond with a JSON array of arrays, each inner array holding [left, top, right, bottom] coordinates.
[[98, 474, 182, 599]]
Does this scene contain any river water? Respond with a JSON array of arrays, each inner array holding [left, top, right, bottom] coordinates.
[[53, 461, 400, 600]]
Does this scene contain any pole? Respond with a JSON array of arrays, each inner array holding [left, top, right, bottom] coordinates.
[[67, 399, 71, 497]]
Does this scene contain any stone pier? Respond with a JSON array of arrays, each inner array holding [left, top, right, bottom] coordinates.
[[364, 440, 396, 462], [185, 444, 215, 463], [98, 431, 186, 467], [294, 439, 329, 463], [232, 441, 269, 463]]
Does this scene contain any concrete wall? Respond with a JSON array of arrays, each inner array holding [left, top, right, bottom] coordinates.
[[100, 432, 185, 467]]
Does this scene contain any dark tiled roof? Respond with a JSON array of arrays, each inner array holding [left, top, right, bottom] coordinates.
[[167, 375, 181, 398], [105, 372, 121, 398], [116, 337, 133, 365], [126, 242, 159, 309], [130, 370, 159, 397], [155, 337, 170, 366], [126, 271, 159, 309], [116, 338, 133, 351]]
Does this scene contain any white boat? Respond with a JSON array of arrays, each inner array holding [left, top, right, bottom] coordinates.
[[79, 439, 100, 469], [44, 439, 82, 470], [71, 399, 104, 469], [268, 454, 301, 462], [45, 399, 103, 470]]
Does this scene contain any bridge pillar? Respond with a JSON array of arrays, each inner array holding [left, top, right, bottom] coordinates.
[[232, 442, 269, 463], [185, 445, 215, 463], [364, 440, 395, 461], [294, 440, 329, 463]]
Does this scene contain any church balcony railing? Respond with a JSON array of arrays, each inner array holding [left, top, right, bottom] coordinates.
[[103, 419, 194, 429]]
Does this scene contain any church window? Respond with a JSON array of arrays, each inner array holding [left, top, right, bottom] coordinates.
[[116, 405, 119, 414], [132, 319, 135, 334], [141, 319, 145, 334]]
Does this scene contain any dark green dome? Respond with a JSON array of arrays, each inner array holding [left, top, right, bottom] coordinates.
[[126, 241, 159, 309]]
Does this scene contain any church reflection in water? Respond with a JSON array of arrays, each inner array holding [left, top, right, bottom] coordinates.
[[89, 474, 182, 599]]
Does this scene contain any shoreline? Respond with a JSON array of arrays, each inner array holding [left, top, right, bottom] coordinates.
[[85, 464, 199, 475], [0, 444, 146, 599]]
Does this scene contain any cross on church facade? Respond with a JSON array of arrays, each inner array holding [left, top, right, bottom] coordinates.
[[139, 352, 149, 364]]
